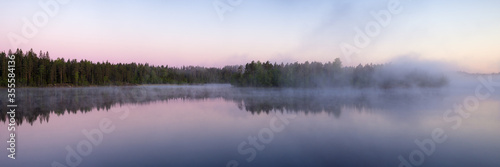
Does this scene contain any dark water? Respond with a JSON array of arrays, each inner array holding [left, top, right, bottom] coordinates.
[[1, 84, 500, 167]]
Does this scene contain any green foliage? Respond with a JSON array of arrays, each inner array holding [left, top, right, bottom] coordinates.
[[0, 49, 238, 87], [0, 49, 449, 89], [232, 59, 350, 87], [232, 58, 448, 88]]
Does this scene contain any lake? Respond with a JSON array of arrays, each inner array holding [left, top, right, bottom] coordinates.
[[1, 83, 500, 167]]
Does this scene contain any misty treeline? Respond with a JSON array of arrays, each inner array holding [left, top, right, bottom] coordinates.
[[0, 49, 449, 88], [232, 59, 449, 88]]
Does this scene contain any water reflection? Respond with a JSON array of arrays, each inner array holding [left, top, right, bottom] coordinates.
[[0, 85, 450, 125], [1, 85, 500, 167]]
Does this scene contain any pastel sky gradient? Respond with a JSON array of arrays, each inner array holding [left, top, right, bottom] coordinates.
[[1, 0, 499, 73]]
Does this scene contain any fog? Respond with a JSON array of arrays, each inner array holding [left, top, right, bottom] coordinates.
[[354, 55, 498, 90], [1, 55, 499, 125], [375, 55, 455, 87], [1, 77, 498, 126]]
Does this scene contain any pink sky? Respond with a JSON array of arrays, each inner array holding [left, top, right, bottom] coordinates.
[[1, 0, 499, 73]]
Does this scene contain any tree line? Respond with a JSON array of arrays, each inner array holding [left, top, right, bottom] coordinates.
[[0, 49, 238, 87], [231, 59, 449, 88], [0, 49, 448, 88]]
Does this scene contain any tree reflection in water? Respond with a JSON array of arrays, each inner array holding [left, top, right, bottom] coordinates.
[[0, 85, 444, 125]]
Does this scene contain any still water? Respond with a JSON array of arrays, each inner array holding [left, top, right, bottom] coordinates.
[[1, 84, 500, 167]]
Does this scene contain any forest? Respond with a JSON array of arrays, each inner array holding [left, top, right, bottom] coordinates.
[[0, 49, 237, 87], [0, 49, 450, 88]]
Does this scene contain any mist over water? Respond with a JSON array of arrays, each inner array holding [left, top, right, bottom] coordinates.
[[1, 62, 499, 125], [0, 62, 499, 167], [0, 84, 464, 125], [2, 0, 499, 166]]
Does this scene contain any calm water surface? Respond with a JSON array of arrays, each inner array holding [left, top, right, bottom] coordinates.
[[1, 84, 499, 167]]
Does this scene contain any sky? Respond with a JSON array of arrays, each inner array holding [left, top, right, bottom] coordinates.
[[1, 0, 499, 73]]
